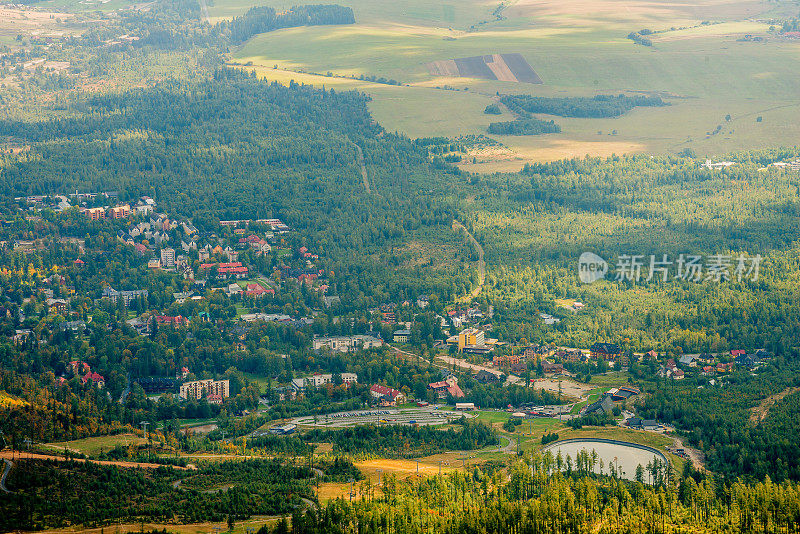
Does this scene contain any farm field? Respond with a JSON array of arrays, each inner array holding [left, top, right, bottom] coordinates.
[[223, 0, 800, 168]]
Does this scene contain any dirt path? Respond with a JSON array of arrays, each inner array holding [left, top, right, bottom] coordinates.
[[670, 435, 706, 471], [750, 386, 800, 424], [452, 220, 485, 303], [355, 145, 372, 194], [197, 0, 211, 23], [0, 451, 194, 470]]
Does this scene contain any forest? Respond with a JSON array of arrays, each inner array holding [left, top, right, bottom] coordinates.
[[5, 453, 800, 533], [487, 118, 561, 136], [0, 458, 328, 530], [499, 94, 668, 118], [222, 5, 356, 44], [302, 418, 497, 458]]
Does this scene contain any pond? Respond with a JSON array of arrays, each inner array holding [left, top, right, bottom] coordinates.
[[542, 438, 668, 481]]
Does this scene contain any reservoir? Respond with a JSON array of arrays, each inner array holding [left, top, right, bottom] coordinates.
[[542, 438, 668, 481]]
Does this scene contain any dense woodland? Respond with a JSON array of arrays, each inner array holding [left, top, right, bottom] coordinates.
[[4, 455, 800, 533], [499, 94, 668, 118], [0, 458, 324, 530], [303, 418, 497, 458], [487, 118, 561, 136], [222, 5, 356, 44]]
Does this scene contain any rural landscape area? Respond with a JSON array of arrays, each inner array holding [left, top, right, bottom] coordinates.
[[1, 0, 800, 533]]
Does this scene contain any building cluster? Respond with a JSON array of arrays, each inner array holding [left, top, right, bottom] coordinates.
[[447, 307, 486, 329], [657, 348, 769, 380], [81, 196, 156, 220], [101, 286, 148, 307], [446, 327, 500, 355], [60, 360, 105, 388]]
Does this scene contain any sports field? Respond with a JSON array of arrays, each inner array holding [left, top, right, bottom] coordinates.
[[222, 0, 800, 168]]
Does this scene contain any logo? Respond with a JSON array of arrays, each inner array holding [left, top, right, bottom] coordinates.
[[578, 252, 608, 284]]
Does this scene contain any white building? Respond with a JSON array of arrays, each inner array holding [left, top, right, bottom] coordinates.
[[313, 335, 384, 352], [160, 247, 176, 268], [291, 373, 358, 391]]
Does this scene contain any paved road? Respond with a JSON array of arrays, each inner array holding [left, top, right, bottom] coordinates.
[[1, 459, 13, 493], [452, 220, 485, 303]]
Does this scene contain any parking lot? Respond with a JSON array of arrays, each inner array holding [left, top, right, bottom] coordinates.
[[290, 407, 474, 428]]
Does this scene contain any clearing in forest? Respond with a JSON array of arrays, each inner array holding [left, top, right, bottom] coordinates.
[[749, 386, 800, 424]]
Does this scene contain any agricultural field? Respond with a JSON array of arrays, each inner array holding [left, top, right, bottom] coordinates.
[[223, 0, 800, 168]]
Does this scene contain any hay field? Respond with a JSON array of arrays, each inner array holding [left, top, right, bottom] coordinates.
[[224, 0, 800, 166]]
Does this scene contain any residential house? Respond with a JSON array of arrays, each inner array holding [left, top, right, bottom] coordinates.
[[475, 369, 502, 383], [541, 361, 564, 374], [584, 394, 614, 416], [245, 283, 274, 298], [46, 298, 68, 315], [590, 342, 621, 360], [155, 315, 189, 327], [291, 373, 358, 392], [82, 371, 105, 388], [427, 376, 465, 398], [84, 207, 105, 220], [393, 329, 411, 343], [369, 384, 405, 406]]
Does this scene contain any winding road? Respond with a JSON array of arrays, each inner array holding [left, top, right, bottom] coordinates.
[[1, 459, 13, 493]]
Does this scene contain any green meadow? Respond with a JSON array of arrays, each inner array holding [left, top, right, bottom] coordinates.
[[222, 0, 800, 167]]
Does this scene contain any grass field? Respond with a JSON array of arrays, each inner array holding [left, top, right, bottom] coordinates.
[[222, 0, 800, 167], [48, 433, 145, 456]]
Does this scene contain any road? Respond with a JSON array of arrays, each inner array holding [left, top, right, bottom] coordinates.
[[452, 220, 485, 303], [0, 451, 195, 470], [1, 459, 12, 493]]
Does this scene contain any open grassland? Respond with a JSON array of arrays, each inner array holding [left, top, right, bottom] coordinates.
[[555, 426, 673, 450], [225, 0, 800, 166], [48, 433, 146, 455]]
